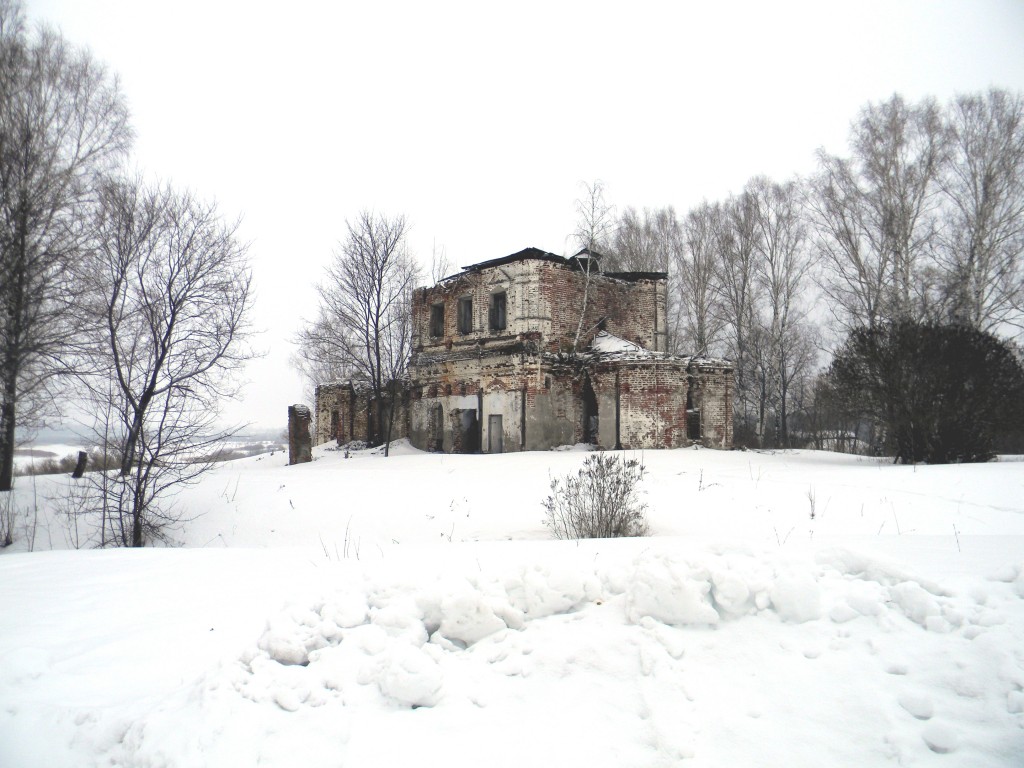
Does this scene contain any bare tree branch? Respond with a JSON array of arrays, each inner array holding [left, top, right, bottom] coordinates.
[[0, 4, 131, 489], [295, 210, 418, 454], [88, 176, 254, 546]]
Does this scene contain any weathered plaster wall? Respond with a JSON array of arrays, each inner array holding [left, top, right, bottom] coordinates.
[[687, 361, 733, 449], [412, 259, 549, 353], [408, 354, 711, 453]]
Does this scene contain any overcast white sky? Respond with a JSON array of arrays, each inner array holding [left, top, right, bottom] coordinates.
[[24, 0, 1024, 431]]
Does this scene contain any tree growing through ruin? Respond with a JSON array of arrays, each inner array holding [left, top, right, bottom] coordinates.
[[297, 211, 419, 455], [571, 180, 616, 353], [88, 177, 253, 546], [0, 0, 131, 490]]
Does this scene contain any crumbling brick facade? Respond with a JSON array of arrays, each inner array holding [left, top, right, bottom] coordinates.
[[314, 381, 408, 447], [314, 384, 342, 445], [314, 247, 733, 453]]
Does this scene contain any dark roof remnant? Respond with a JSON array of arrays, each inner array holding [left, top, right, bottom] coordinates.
[[603, 271, 668, 282], [459, 247, 562, 274], [447, 246, 666, 284]]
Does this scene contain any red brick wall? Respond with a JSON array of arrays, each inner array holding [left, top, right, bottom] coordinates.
[[412, 256, 668, 357], [595, 361, 690, 449], [542, 264, 667, 353], [318, 383, 409, 447]]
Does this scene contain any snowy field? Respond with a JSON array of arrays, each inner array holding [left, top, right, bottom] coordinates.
[[1, 443, 1023, 767]]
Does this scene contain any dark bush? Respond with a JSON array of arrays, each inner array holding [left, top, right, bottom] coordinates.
[[826, 321, 1024, 463]]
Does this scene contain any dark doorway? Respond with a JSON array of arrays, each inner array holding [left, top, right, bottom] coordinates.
[[461, 410, 479, 453], [686, 387, 701, 441], [488, 414, 503, 453], [582, 375, 599, 444]]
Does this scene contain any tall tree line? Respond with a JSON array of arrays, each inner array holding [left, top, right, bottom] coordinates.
[[597, 89, 1024, 448], [0, 1, 254, 545], [601, 179, 816, 448]]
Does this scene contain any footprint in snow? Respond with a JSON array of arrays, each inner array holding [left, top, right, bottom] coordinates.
[[921, 723, 958, 754], [898, 692, 933, 720]]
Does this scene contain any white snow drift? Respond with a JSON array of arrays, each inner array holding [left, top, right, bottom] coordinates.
[[1, 443, 1023, 767]]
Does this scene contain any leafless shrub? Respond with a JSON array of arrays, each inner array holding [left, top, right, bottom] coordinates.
[[14, 454, 76, 476], [543, 452, 649, 539]]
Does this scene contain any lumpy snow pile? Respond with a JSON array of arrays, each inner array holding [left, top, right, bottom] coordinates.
[[89, 545, 1024, 767], [2, 447, 1024, 767]]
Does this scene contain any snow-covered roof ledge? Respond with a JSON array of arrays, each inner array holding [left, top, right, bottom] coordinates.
[[586, 331, 735, 368], [589, 330, 645, 355]]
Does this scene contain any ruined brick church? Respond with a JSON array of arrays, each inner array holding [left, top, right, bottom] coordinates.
[[314, 247, 733, 452]]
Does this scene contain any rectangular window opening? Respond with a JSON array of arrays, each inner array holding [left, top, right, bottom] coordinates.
[[430, 304, 444, 337], [489, 291, 507, 331], [458, 297, 473, 334]]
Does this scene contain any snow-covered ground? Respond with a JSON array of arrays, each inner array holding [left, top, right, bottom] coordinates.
[[1, 443, 1023, 767]]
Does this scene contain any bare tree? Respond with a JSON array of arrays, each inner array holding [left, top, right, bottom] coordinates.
[[89, 177, 253, 546], [610, 206, 678, 272], [938, 89, 1024, 333], [715, 189, 761, 433], [0, 2, 131, 490], [811, 94, 946, 330], [612, 206, 686, 351], [808, 152, 890, 330], [573, 179, 616, 255], [571, 180, 616, 352], [749, 177, 815, 445], [428, 239, 451, 284], [676, 201, 724, 357], [297, 211, 418, 455], [856, 94, 946, 319]]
